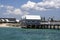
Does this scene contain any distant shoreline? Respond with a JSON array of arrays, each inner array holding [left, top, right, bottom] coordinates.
[[0, 23, 21, 28], [0, 26, 21, 28]]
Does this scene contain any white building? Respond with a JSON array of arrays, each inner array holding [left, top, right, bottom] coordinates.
[[0, 18, 16, 23], [21, 15, 41, 28], [22, 15, 41, 20]]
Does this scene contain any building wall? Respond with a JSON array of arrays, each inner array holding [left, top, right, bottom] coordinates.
[[20, 19, 41, 28]]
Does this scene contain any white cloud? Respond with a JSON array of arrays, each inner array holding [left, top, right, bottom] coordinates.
[[13, 9, 22, 15], [0, 5, 4, 8], [0, 5, 14, 9], [21, 0, 60, 11], [6, 8, 29, 15], [6, 6, 14, 10], [21, 1, 36, 10], [0, 5, 29, 15], [38, 0, 60, 9], [22, 11, 29, 15], [6, 8, 25, 15]]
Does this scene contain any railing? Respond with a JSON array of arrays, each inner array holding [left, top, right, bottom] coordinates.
[[40, 21, 60, 25]]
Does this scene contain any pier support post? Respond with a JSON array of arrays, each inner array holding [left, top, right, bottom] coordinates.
[[59, 25, 60, 29], [51, 25, 53, 29], [39, 25, 41, 29], [48, 25, 50, 29], [55, 25, 57, 29]]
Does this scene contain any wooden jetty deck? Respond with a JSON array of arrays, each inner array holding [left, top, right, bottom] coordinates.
[[21, 21, 60, 29]]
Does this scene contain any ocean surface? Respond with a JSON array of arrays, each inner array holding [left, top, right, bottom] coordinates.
[[0, 27, 60, 40]]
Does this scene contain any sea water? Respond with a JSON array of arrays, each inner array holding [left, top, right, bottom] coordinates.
[[0, 27, 60, 40]]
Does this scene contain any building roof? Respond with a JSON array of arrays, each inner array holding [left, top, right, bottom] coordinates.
[[22, 15, 41, 20], [0, 18, 16, 22]]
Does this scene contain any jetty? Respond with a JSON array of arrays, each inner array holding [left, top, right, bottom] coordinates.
[[20, 15, 60, 29], [0, 15, 60, 29]]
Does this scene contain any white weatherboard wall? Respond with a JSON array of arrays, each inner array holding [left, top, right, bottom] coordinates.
[[22, 15, 41, 20]]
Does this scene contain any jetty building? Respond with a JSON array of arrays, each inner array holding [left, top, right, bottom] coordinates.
[[20, 15, 60, 29], [20, 15, 41, 28]]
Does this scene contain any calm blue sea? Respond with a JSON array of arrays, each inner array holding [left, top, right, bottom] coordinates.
[[0, 27, 60, 40]]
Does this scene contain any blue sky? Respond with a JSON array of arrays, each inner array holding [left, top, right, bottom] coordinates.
[[0, 0, 60, 20]]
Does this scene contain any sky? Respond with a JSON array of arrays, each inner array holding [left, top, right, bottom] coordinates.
[[0, 0, 60, 20]]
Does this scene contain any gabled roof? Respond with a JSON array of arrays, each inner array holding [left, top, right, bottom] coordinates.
[[0, 18, 16, 22]]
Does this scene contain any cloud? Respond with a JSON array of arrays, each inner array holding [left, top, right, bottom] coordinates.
[[12, 9, 22, 15], [21, 1, 36, 10], [21, 0, 60, 11], [6, 8, 29, 15], [0, 5, 14, 9], [0, 5, 4, 8], [38, 0, 60, 9], [6, 6, 14, 10], [0, 5, 29, 15]]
